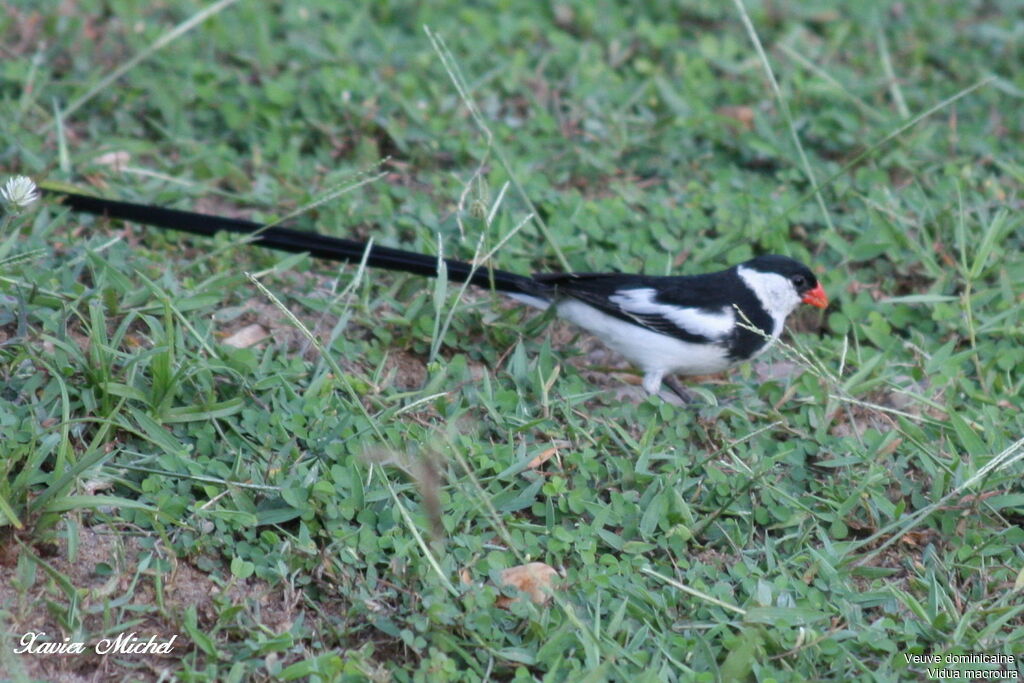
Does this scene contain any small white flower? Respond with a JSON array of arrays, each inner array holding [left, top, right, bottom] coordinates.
[[1, 175, 39, 209]]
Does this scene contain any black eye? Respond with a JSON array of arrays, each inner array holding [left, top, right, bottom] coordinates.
[[791, 274, 807, 288]]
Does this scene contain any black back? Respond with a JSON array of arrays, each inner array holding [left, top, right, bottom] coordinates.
[[533, 255, 810, 360]]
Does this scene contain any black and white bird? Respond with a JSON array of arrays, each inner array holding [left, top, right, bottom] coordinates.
[[50, 190, 828, 395], [514, 256, 827, 394]]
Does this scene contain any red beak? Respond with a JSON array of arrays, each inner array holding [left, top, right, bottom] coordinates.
[[802, 284, 828, 309]]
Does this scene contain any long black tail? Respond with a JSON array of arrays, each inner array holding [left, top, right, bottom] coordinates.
[[51, 190, 544, 298]]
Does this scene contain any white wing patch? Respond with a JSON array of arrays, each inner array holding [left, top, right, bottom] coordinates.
[[608, 288, 734, 339], [555, 299, 734, 381]]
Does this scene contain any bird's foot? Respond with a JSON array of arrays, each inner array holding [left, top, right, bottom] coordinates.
[[660, 375, 699, 405]]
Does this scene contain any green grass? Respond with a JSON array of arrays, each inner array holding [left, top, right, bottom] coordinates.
[[2, 1, 1024, 680]]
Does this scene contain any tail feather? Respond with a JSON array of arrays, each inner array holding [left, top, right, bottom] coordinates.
[[53, 191, 546, 299]]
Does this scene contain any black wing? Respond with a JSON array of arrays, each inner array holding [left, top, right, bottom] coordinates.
[[532, 271, 738, 344]]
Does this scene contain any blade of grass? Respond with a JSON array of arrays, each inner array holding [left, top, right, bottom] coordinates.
[[876, 28, 910, 119], [38, 0, 243, 134], [781, 77, 993, 225], [777, 42, 884, 122], [851, 434, 1024, 564], [732, 0, 834, 233], [424, 26, 570, 270], [642, 567, 747, 616]]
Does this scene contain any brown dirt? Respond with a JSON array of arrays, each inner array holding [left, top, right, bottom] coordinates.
[[0, 525, 311, 682]]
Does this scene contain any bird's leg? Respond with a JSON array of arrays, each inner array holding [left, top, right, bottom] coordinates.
[[642, 370, 664, 396], [662, 375, 695, 404], [642, 370, 690, 405]]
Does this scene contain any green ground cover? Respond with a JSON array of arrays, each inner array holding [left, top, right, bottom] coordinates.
[[1, 1, 1022, 680]]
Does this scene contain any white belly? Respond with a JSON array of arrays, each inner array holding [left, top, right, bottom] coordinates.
[[555, 299, 733, 376]]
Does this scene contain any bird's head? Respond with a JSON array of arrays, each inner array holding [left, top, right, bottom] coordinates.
[[736, 255, 828, 320]]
